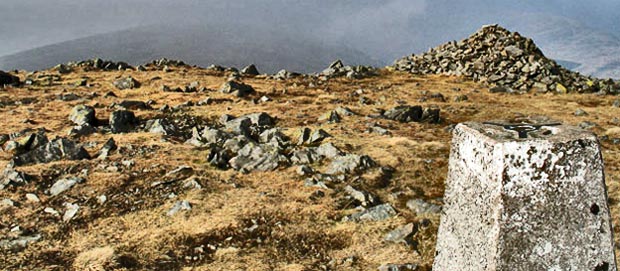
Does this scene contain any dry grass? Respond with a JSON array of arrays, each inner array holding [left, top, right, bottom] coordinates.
[[0, 66, 618, 270]]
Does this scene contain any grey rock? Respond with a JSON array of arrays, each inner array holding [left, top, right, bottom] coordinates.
[[116, 100, 151, 110], [574, 108, 588, 116], [25, 193, 40, 202], [613, 99, 620, 108], [578, 121, 597, 129], [112, 76, 140, 90], [308, 129, 331, 144], [318, 110, 341, 123], [165, 165, 194, 181], [335, 106, 357, 116], [383, 106, 422, 123], [290, 148, 319, 165], [406, 199, 442, 215], [421, 107, 441, 123], [342, 203, 397, 222], [296, 165, 314, 176], [145, 119, 176, 135], [167, 200, 192, 216], [377, 263, 418, 271], [207, 146, 233, 169], [0, 234, 41, 251], [229, 144, 288, 173], [12, 138, 90, 166], [219, 80, 255, 97], [295, 127, 312, 145], [68, 123, 95, 137], [241, 64, 260, 76], [62, 202, 79, 222], [384, 223, 417, 246], [69, 105, 96, 126], [1, 166, 30, 189], [1, 198, 14, 207], [345, 185, 379, 207], [315, 142, 343, 159], [327, 154, 377, 175], [0, 70, 20, 86], [109, 110, 138, 133], [96, 138, 117, 159], [454, 94, 469, 102], [50, 177, 84, 196]]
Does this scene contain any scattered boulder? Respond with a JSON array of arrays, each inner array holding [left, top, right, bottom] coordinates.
[[241, 64, 260, 76], [68, 124, 96, 137], [308, 129, 331, 144], [145, 119, 176, 135], [342, 203, 397, 222], [112, 76, 140, 90], [383, 105, 440, 123], [1, 165, 30, 190], [219, 80, 256, 97], [12, 137, 90, 166], [69, 105, 96, 126], [109, 110, 138, 133], [0, 70, 20, 86], [320, 60, 377, 79], [116, 100, 151, 110], [345, 185, 380, 207], [327, 154, 377, 175]]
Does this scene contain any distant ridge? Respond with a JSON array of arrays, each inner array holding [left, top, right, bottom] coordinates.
[[393, 24, 619, 94], [0, 24, 380, 74]]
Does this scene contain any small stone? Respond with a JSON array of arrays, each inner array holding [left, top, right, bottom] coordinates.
[[327, 154, 377, 175], [96, 138, 117, 159], [44, 207, 60, 216], [383, 106, 423, 123], [112, 76, 140, 90], [377, 263, 418, 271], [25, 193, 40, 203], [167, 200, 192, 216], [63, 203, 79, 222], [612, 99, 620, 108], [97, 195, 107, 204], [407, 199, 442, 215], [345, 185, 379, 207], [453, 95, 469, 102], [315, 142, 343, 159], [165, 166, 194, 181], [574, 109, 588, 116], [297, 165, 314, 176], [49, 177, 84, 196], [219, 80, 256, 97], [1, 198, 14, 207], [342, 203, 397, 222], [384, 223, 417, 246], [308, 129, 331, 144]]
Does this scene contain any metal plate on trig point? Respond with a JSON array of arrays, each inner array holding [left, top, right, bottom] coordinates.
[[483, 121, 562, 139]]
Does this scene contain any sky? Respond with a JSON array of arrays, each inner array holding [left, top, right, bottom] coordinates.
[[1, 0, 620, 68]]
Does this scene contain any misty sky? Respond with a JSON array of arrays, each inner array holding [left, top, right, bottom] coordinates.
[[2, 0, 620, 63]]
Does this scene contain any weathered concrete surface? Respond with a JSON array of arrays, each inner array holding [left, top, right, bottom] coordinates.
[[434, 121, 617, 271]]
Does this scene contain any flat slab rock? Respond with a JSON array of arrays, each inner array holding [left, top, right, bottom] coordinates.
[[434, 121, 617, 271]]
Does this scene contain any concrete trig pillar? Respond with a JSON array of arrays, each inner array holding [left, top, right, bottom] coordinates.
[[434, 121, 617, 271]]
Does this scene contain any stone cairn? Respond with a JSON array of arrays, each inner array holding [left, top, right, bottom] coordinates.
[[393, 24, 620, 94], [434, 120, 617, 271]]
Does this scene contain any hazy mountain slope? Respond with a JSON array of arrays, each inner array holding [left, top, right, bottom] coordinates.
[[502, 13, 620, 79], [0, 24, 380, 73]]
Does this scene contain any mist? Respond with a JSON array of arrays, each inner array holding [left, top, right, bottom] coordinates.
[[1, 0, 619, 76]]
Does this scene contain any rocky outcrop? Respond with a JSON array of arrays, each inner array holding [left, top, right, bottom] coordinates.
[[393, 24, 620, 94]]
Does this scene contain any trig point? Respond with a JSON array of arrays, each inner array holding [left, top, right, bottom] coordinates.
[[434, 120, 617, 271]]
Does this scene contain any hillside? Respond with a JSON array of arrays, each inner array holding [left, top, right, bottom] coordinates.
[[0, 24, 379, 74], [1, 27, 619, 270]]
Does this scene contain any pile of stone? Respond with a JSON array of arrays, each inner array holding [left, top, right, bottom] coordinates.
[[3, 131, 90, 166], [393, 24, 620, 94], [66, 58, 132, 72], [382, 105, 441, 124], [319, 60, 377, 79]]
